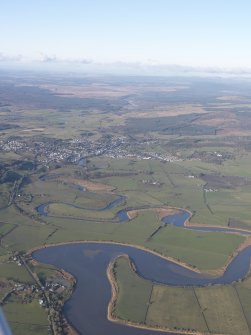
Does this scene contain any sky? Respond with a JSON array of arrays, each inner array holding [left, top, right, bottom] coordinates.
[[1, 0, 251, 75]]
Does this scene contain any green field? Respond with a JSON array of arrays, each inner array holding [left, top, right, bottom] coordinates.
[[195, 286, 250, 335], [0, 263, 35, 284], [47, 202, 116, 220], [236, 275, 251, 331], [113, 255, 251, 335], [1, 149, 250, 335], [1, 181, 245, 271], [147, 285, 207, 332], [112, 256, 153, 323], [1, 75, 251, 334], [3, 299, 48, 335]]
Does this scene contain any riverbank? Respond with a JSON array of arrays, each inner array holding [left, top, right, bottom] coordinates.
[[29, 206, 251, 333], [34, 195, 251, 277], [106, 255, 223, 335], [29, 240, 202, 274], [28, 228, 251, 278], [31, 241, 251, 335], [126, 205, 251, 235]]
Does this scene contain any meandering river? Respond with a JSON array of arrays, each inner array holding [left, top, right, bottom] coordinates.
[[34, 199, 251, 334], [37, 198, 251, 234], [33, 241, 251, 335]]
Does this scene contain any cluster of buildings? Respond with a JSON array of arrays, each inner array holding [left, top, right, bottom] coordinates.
[[0, 134, 181, 164]]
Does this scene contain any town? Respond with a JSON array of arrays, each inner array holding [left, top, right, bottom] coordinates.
[[0, 134, 182, 165]]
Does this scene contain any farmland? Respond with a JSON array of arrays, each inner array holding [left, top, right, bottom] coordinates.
[[1, 72, 251, 334], [112, 255, 251, 335]]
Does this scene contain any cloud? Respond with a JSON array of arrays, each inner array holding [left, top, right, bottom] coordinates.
[[1, 52, 251, 76], [0, 52, 24, 62], [110, 61, 251, 76], [38, 53, 58, 63], [38, 53, 92, 64]]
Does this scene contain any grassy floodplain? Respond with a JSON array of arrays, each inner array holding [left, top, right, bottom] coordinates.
[[0, 154, 250, 335], [0, 263, 35, 284], [46, 202, 116, 220], [112, 255, 251, 335], [1, 75, 251, 334], [112, 256, 153, 323], [3, 299, 49, 335], [1, 165, 246, 270]]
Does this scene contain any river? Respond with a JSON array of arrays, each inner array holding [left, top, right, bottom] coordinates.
[[33, 241, 251, 335], [34, 200, 251, 334]]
